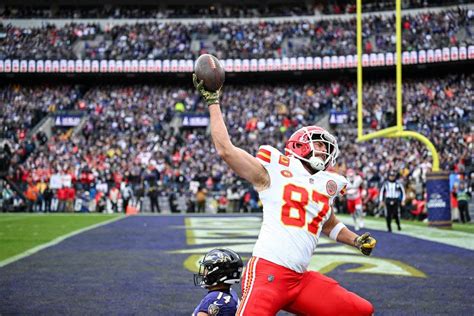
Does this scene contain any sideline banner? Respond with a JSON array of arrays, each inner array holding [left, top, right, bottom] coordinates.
[[426, 171, 452, 228], [54, 114, 83, 127], [1, 45, 473, 74], [181, 113, 209, 127]]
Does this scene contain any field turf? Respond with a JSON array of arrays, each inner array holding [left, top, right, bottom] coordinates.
[[0, 214, 121, 262]]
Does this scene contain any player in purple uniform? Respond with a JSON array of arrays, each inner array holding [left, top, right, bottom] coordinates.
[[193, 248, 243, 316]]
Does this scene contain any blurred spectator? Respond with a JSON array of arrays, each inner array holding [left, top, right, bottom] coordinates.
[[109, 185, 120, 213], [148, 185, 160, 213], [364, 181, 380, 216], [24, 182, 38, 210], [121, 182, 133, 213], [196, 187, 207, 213], [66, 186, 76, 212], [454, 181, 471, 223], [43, 185, 53, 212], [217, 192, 228, 213], [227, 186, 241, 213], [1, 182, 14, 212]]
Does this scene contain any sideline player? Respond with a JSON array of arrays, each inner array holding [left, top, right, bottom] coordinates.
[[193, 75, 376, 315], [193, 248, 243, 316], [346, 168, 365, 230]]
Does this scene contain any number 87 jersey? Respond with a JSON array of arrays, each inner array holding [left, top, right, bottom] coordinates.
[[252, 145, 348, 273]]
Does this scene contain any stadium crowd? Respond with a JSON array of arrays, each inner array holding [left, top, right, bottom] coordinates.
[[0, 5, 311, 19], [0, 84, 81, 141], [0, 1, 462, 19], [1, 7, 472, 60], [0, 73, 471, 219]]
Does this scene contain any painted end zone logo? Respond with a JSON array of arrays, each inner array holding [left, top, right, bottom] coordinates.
[[169, 217, 426, 279]]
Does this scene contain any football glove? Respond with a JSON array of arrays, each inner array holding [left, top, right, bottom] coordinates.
[[193, 74, 221, 106], [354, 232, 377, 256]]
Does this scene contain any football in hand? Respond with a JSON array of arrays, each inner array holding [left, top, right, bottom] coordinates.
[[194, 54, 225, 92]]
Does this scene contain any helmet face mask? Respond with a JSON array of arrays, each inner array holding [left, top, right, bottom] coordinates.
[[285, 126, 339, 172], [193, 248, 243, 288]]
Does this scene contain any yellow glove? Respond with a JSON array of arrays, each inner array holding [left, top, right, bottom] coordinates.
[[354, 232, 377, 256], [193, 74, 221, 106]]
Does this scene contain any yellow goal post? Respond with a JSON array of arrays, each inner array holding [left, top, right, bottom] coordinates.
[[356, 0, 440, 172]]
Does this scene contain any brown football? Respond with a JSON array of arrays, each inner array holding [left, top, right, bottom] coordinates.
[[194, 54, 225, 92]]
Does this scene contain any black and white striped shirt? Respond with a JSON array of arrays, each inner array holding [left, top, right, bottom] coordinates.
[[379, 180, 406, 203]]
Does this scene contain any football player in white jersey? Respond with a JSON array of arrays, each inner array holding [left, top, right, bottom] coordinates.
[[346, 168, 365, 231], [193, 75, 377, 316]]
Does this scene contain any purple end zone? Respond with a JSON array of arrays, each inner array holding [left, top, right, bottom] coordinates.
[[0, 215, 473, 315], [328, 228, 474, 315]]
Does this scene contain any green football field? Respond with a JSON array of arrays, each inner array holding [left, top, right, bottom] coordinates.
[[0, 213, 472, 264], [0, 214, 121, 262]]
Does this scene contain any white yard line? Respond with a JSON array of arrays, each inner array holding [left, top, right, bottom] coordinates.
[[338, 215, 474, 251], [0, 216, 125, 268]]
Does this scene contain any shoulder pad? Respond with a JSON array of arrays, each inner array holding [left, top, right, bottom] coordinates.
[[256, 145, 283, 166], [326, 171, 347, 183]]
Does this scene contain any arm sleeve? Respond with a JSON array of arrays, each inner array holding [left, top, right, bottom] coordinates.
[[196, 296, 213, 313]]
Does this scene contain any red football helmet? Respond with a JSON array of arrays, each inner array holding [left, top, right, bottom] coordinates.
[[285, 126, 339, 171]]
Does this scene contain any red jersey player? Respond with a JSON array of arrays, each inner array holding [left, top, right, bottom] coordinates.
[[346, 168, 365, 230], [193, 75, 376, 316]]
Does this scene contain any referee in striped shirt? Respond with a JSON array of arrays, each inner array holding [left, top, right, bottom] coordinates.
[[379, 171, 406, 232]]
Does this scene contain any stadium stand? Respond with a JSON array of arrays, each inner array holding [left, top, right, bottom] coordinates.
[[0, 85, 81, 141], [1, 72, 471, 215], [0, 2, 472, 218], [1, 8, 472, 60], [0, 1, 466, 19]]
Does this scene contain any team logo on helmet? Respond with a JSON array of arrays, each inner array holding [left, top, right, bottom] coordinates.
[[193, 248, 243, 288], [326, 180, 337, 196]]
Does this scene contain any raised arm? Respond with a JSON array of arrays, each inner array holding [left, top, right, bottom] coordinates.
[[193, 75, 270, 191]]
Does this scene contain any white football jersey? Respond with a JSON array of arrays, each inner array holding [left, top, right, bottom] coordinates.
[[252, 145, 348, 273], [346, 175, 363, 200]]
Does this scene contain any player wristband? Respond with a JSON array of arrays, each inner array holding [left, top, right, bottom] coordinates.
[[329, 222, 346, 241]]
